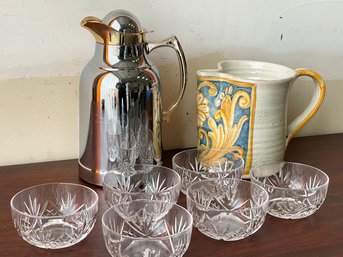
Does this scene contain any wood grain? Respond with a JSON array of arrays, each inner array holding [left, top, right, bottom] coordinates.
[[1, 134, 342, 257]]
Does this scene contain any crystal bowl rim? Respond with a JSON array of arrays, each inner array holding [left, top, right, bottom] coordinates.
[[250, 161, 330, 191], [186, 178, 269, 212], [102, 164, 181, 195], [102, 199, 193, 240], [172, 148, 245, 175], [10, 182, 99, 219]]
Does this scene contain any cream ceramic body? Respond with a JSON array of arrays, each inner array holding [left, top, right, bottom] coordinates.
[[197, 60, 325, 176]]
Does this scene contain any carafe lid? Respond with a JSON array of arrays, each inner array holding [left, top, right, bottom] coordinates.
[[81, 9, 146, 45], [103, 9, 142, 33]]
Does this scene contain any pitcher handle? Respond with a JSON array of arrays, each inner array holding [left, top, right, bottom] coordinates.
[[286, 69, 326, 145], [146, 35, 187, 122]]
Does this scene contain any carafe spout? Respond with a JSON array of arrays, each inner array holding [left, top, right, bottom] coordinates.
[[81, 16, 146, 45], [81, 16, 119, 44]]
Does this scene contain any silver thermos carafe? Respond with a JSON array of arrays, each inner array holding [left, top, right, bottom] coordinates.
[[78, 10, 187, 185]]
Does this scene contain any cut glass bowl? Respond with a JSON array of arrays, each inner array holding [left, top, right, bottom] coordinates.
[[187, 178, 268, 241], [10, 183, 98, 249], [102, 200, 193, 257], [103, 164, 181, 207], [251, 162, 329, 219], [172, 149, 244, 193]]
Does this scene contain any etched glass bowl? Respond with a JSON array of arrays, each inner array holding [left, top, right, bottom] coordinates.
[[102, 200, 193, 257], [251, 162, 329, 219], [10, 183, 98, 249], [172, 149, 244, 193], [103, 164, 181, 207], [186, 178, 268, 241]]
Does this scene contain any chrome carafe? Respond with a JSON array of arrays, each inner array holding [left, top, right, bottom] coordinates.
[[79, 10, 187, 185]]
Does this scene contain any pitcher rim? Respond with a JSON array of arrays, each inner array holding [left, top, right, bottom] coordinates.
[[197, 59, 297, 83]]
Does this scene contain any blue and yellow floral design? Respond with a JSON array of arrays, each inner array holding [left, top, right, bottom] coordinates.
[[197, 77, 256, 174]]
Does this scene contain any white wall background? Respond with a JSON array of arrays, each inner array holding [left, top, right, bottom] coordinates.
[[1, 0, 343, 165]]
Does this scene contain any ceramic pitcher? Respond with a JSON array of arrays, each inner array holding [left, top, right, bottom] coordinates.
[[197, 60, 326, 176]]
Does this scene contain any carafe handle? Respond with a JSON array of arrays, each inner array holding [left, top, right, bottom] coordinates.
[[286, 69, 326, 145], [146, 36, 187, 122]]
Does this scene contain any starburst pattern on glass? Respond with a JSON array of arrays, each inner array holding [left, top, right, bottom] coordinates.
[[102, 200, 193, 257], [103, 165, 181, 208], [251, 162, 329, 219], [187, 178, 268, 241], [10, 183, 98, 249], [172, 149, 244, 193]]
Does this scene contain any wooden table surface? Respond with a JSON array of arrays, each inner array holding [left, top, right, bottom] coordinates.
[[1, 134, 342, 257]]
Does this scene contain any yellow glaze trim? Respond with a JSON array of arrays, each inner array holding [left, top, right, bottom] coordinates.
[[286, 69, 326, 145], [197, 76, 256, 174]]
